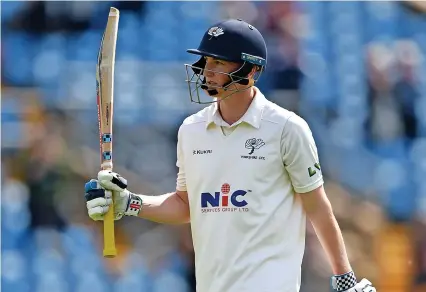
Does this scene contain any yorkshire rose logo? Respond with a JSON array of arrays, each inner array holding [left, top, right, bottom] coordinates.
[[245, 138, 265, 155], [208, 27, 224, 38]]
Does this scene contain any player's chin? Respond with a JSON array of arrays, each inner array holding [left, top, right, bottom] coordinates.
[[207, 91, 227, 101], [202, 88, 220, 98]]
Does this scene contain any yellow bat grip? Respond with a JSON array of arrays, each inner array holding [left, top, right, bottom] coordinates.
[[103, 166, 117, 258], [103, 200, 117, 257]]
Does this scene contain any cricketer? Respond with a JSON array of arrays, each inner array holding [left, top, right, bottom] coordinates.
[[85, 19, 377, 292]]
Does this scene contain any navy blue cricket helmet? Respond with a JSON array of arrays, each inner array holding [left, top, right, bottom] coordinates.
[[185, 19, 267, 104]]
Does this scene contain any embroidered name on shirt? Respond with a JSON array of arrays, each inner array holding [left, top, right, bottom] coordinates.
[[241, 155, 266, 160], [193, 149, 213, 155]]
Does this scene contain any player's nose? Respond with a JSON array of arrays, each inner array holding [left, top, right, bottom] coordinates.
[[203, 67, 215, 78]]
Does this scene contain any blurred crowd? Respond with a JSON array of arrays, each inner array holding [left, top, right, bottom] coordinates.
[[2, 1, 426, 292]]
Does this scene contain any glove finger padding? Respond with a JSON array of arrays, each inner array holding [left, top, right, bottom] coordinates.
[[85, 188, 105, 202], [86, 195, 112, 210], [84, 179, 103, 197], [87, 204, 109, 221], [85, 179, 113, 221], [98, 170, 128, 192], [86, 194, 124, 221]]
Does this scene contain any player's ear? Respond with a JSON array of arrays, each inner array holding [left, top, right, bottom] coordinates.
[[247, 65, 260, 79]]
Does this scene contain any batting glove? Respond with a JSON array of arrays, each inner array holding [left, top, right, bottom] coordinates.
[[350, 279, 376, 292], [84, 171, 142, 221], [331, 272, 376, 292]]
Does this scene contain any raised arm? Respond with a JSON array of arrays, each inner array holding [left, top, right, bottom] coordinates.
[[84, 124, 191, 224]]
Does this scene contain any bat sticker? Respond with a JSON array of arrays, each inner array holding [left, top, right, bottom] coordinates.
[[102, 134, 112, 143], [103, 151, 112, 160]]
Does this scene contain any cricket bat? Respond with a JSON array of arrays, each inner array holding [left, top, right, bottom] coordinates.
[[96, 7, 119, 258]]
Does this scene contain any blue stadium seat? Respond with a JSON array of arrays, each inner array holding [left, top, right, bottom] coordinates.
[[57, 61, 95, 109], [2, 33, 36, 85], [35, 272, 68, 292], [1, 249, 30, 292], [0, 1, 26, 23], [32, 34, 66, 88], [163, 250, 190, 278], [115, 13, 142, 58], [117, 26, 142, 58], [373, 159, 407, 193], [120, 251, 150, 273], [2, 208, 30, 249], [75, 272, 110, 292], [141, 1, 216, 62], [152, 270, 190, 292], [114, 272, 151, 292], [1, 178, 31, 249], [32, 249, 67, 274], [114, 252, 151, 292], [62, 225, 99, 256], [67, 32, 100, 61]]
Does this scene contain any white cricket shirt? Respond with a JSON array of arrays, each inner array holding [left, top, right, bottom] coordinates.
[[176, 87, 323, 292]]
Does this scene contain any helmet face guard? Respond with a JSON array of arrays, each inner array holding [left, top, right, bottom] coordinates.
[[184, 54, 265, 104]]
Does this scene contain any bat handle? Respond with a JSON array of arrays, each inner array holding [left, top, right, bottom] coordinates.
[[102, 166, 117, 258]]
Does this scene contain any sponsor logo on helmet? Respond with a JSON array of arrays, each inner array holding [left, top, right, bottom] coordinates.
[[241, 53, 266, 66]]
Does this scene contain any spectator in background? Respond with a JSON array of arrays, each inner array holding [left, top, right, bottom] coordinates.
[[393, 40, 421, 142], [220, 1, 303, 113], [259, 1, 303, 114], [261, 1, 302, 89], [365, 41, 420, 154], [21, 110, 69, 231], [365, 43, 405, 153]]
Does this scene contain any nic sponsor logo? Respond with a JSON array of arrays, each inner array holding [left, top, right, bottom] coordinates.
[[201, 183, 250, 213]]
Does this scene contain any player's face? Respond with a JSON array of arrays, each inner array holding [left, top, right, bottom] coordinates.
[[203, 57, 241, 97]]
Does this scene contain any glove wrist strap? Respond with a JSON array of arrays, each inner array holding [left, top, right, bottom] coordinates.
[[124, 193, 143, 217], [330, 271, 357, 292]]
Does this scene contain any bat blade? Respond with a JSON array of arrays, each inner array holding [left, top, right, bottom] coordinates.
[[96, 7, 119, 258]]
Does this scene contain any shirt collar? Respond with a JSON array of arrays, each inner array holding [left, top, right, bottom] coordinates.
[[206, 87, 266, 130]]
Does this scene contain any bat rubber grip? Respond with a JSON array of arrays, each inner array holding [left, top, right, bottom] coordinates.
[[103, 199, 117, 257]]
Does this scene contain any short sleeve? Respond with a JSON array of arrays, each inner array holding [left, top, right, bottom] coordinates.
[[176, 125, 187, 191], [281, 115, 323, 193]]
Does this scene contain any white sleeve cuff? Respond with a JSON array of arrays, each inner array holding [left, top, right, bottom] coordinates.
[[176, 185, 187, 192], [293, 177, 324, 194]]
